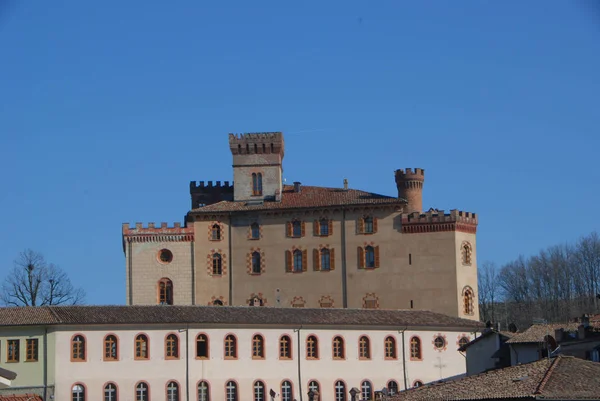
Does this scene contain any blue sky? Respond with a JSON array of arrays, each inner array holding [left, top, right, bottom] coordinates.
[[1, 1, 599, 305]]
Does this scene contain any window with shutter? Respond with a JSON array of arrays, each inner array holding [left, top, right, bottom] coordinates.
[[357, 217, 364, 234], [313, 249, 320, 271], [330, 248, 336, 270], [313, 220, 319, 236], [302, 250, 308, 272], [374, 246, 380, 268], [285, 250, 292, 272], [328, 219, 333, 235], [358, 247, 365, 269], [373, 217, 378, 233], [286, 222, 292, 237], [301, 221, 306, 237], [365, 246, 375, 268]]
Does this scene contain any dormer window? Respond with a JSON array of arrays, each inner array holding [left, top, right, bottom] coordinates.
[[252, 173, 263, 196]]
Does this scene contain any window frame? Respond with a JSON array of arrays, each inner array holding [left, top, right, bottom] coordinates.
[[251, 251, 262, 274], [225, 380, 238, 401], [332, 336, 345, 360], [224, 334, 238, 360], [212, 253, 223, 275], [252, 334, 265, 360], [197, 380, 210, 401], [253, 380, 266, 401], [196, 333, 209, 360], [365, 245, 376, 268], [384, 336, 397, 360], [358, 336, 370, 360], [320, 248, 331, 271], [292, 220, 302, 237], [211, 224, 221, 241], [72, 383, 86, 401], [280, 380, 293, 401], [252, 173, 263, 196], [26, 338, 38, 362], [306, 335, 319, 359], [308, 380, 321, 401], [361, 380, 373, 401], [134, 333, 150, 360], [334, 380, 347, 401], [135, 381, 150, 401], [319, 218, 329, 236], [293, 249, 303, 272], [71, 334, 86, 362], [103, 334, 119, 361], [387, 380, 399, 396], [165, 333, 180, 360], [166, 381, 180, 401], [410, 336, 422, 360], [158, 278, 174, 305], [279, 335, 292, 360], [103, 382, 118, 401], [250, 223, 260, 240], [7, 339, 20, 363]]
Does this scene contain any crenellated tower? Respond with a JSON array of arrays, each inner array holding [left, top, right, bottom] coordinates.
[[395, 168, 425, 213]]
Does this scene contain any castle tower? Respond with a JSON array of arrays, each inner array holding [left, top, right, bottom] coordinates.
[[395, 168, 425, 213], [229, 133, 284, 201]]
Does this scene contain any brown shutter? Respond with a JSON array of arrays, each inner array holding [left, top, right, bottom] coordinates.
[[286, 222, 292, 237], [285, 250, 292, 272], [313, 220, 319, 236], [330, 248, 335, 270], [375, 246, 380, 268], [357, 218, 364, 234], [301, 221, 306, 237], [358, 246, 365, 269], [373, 217, 378, 233], [313, 249, 320, 271], [302, 250, 308, 272], [328, 219, 333, 236]]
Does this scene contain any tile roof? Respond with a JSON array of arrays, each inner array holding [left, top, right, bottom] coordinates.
[[0, 396, 43, 401], [391, 356, 600, 401], [457, 329, 515, 351], [189, 185, 406, 213], [0, 305, 483, 330], [0, 367, 17, 381], [506, 323, 580, 344]]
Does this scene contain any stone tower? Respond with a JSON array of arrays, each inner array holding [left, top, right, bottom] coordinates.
[[395, 168, 425, 213], [229, 133, 284, 201]]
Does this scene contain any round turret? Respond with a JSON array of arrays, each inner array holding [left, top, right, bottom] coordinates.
[[395, 168, 425, 213]]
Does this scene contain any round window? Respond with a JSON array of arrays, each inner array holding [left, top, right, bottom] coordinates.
[[158, 249, 173, 264], [458, 336, 470, 348], [434, 336, 446, 349]]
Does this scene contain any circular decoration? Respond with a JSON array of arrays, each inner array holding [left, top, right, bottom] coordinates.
[[433, 336, 446, 350], [158, 249, 173, 264], [458, 336, 470, 348]]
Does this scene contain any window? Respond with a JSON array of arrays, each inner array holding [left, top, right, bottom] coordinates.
[[196, 334, 209, 359], [281, 381, 292, 401], [286, 249, 307, 273], [211, 224, 221, 241], [166, 334, 179, 359], [104, 335, 118, 361], [212, 253, 222, 275], [287, 219, 305, 237], [365, 246, 375, 268], [410, 337, 422, 360], [413, 380, 424, 388], [224, 334, 237, 359], [308, 381, 320, 401], [462, 242, 472, 265], [359, 336, 370, 359], [252, 335, 265, 359], [158, 278, 173, 305], [167, 381, 179, 401], [158, 248, 173, 263], [293, 249, 303, 272], [197, 381, 210, 401], [332, 336, 345, 359], [319, 296, 334, 308], [225, 381, 237, 401], [306, 335, 319, 359], [385, 336, 397, 359], [434, 336, 446, 350], [364, 216, 374, 233], [7, 339, 19, 362], [363, 293, 379, 309], [361, 381, 373, 401], [358, 245, 380, 269], [72, 384, 85, 401], [104, 383, 118, 401], [334, 381, 346, 401], [459, 336, 470, 348], [249, 295, 264, 306], [253, 381, 265, 401], [213, 299, 223, 306], [280, 335, 292, 359], [316, 218, 331, 236], [358, 216, 377, 234], [463, 287, 474, 315], [320, 248, 331, 270], [291, 297, 305, 308], [26, 338, 38, 362], [135, 334, 149, 360], [250, 223, 260, 239], [136, 382, 149, 401], [387, 381, 399, 396], [252, 173, 263, 196], [251, 251, 261, 274], [72, 335, 86, 361]]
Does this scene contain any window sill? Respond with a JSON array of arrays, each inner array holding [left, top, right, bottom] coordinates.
[[209, 239, 222, 242], [333, 357, 346, 361], [410, 358, 423, 362], [250, 272, 262, 276], [165, 357, 180, 360], [358, 357, 371, 361], [195, 356, 209, 360], [211, 274, 223, 277], [279, 357, 292, 361], [25, 359, 39, 363], [103, 359, 119, 362], [5, 360, 19, 363], [224, 357, 238, 360], [248, 237, 260, 240], [384, 357, 398, 361], [306, 357, 319, 360], [252, 356, 265, 360]]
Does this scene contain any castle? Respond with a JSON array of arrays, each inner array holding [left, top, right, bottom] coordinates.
[[122, 132, 479, 320]]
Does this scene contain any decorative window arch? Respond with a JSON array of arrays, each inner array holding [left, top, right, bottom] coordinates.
[[433, 334, 448, 351], [253, 381, 265, 401], [410, 336, 422, 360], [104, 334, 119, 361], [313, 247, 335, 271], [224, 334, 237, 359], [461, 241, 473, 265], [458, 335, 470, 349], [197, 381, 210, 401], [71, 334, 86, 362], [225, 381, 238, 401], [361, 380, 373, 401], [359, 336, 370, 359], [387, 380, 399, 396], [279, 335, 292, 359], [103, 382, 118, 401], [196, 333, 209, 359], [248, 293, 266, 306], [332, 336, 345, 360], [135, 382, 150, 401], [413, 380, 424, 388], [247, 249, 265, 275], [362, 293, 379, 309], [463, 286, 475, 315], [166, 381, 179, 401], [357, 215, 378, 234], [384, 336, 397, 359], [165, 333, 179, 359], [306, 335, 319, 359], [212, 253, 222, 275], [319, 295, 334, 308], [280, 380, 293, 401], [158, 278, 173, 305], [252, 334, 265, 359], [72, 384, 86, 401], [134, 334, 149, 360], [291, 296, 305, 308], [211, 224, 221, 241], [334, 380, 347, 401]]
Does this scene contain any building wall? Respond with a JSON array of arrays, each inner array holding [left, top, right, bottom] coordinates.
[[455, 231, 479, 320], [465, 334, 499, 376], [510, 344, 540, 365], [52, 325, 471, 401]]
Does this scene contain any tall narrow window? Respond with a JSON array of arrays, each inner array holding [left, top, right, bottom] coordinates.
[[463, 287, 474, 315], [250, 223, 260, 239], [306, 335, 319, 359], [251, 251, 261, 274], [7, 339, 19, 362], [252, 335, 265, 359], [224, 335, 237, 359], [320, 248, 331, 271], [359, 336, 370, 359], [387, 381, 399, 396], [385, 336, 397, 359], [332, 336, 345, 359], [26, 338, 38, 362], [292, 220, 302, 237], [165, 334, 179, 359], [361, 381, 373, 401], [365, 246, 375, 268], [72, 384, 85, 401], [281, 381, 292, 401], [167, 381, 179, 401], [211, 224, 221, 241], [279, 335, 291, 359], [135, 334, 149, 360], [225, 381, 237, 401], [197, 381, 210, 401], [462, 242, 472, 265], [308, 381, 320, 401], [410, 336, 422, 360], [319, 219, 329, 236], [196, 334, 209, 359], [252, 173, 263, 196], [71, 335, 85, 361], [104, 383, 117, 401], [136, 382, 149, 401], [158, 278, 173, 305], [364, 216, 374, 233], [293, 249, 303, 272], [334, 381, 346, 401], [212, 253, 222, 275], [104, 335, 118, 361], [253, 381, 265, 401]]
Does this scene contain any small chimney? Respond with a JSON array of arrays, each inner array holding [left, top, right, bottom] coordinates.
[[293, 182, 301, 193], [343, 178, 348, 190], [554, 328, 564, 342]]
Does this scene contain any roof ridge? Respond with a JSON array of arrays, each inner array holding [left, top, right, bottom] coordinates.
[[534, 356, 561, 395]]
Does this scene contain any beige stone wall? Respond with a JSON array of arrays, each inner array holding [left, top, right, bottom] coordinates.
[[455, 231, 479, 320], [232, 152, 282, 201], [193, 219, 231, 305]]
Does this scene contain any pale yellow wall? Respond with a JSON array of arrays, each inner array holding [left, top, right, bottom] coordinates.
[[455, 231, 479, 320], [194, 219, 231, 305]]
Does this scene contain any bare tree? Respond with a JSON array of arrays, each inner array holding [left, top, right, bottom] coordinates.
[[1, 249, 85, 306], [478, 261, 498, 323]]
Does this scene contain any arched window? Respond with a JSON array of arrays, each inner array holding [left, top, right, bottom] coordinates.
[[334, 381, 346, 401], [250, 223, 260, 239], [462, 242, 472, 265], [306, 335, 319, 359], [463, 287, 474, 315], [361, 381, 373, 401], [213, 299, 223, 306], [211, 224, 221, 241], [224, 334, 237, 359], [281, 381, 293, 401], [385, 336, 397, 359], [253, 381, 265, 401], [104, 335, 118, 361], [104, 383, 117, 401], [319, 218, 329, 236], [252, 173, 263, 196], [320, 248, 331, 271], [387, 381, 399, 396], [292, 220, 302, 237], [165, 334, 179, 359], [413, 380, 424, 388], [359, 336, 370, 359], [251, 252, 261, 274], [279, 335, 292, 359], [459, 336, 470, 348], [167, 381, 179, 401], [71, 335, 86, 361], [363, 216, 374, 233], [225, 381, 237, 401], [293, 249, 303, 272], [136, 382, 149, 401], [196, 334, 209, 359], [308, 381, 320, 401], [332, 336, 345, 359], [72, 384, 85, 401], [197, 381, 210, 401], [135, 334, 149, 360], [212, 253, 222, 275], [252, 334, 265, 359], [365, 246, 375, 268], [158, 278, 173, 305], [410, 336, 422, 360]]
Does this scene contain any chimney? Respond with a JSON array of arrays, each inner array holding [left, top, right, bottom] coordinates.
[[554, 328, 564, 343], [343, 178, 348, 190], [293, 182, 301, 193]]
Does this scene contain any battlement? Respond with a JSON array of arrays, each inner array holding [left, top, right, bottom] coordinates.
[[402, 209, 478, 234], [229, 132, 284, 155], [395, 168, 425, 181], [122, 222, 194, 244], [190, 180, 232, 189], [189, 180, 234, 208]]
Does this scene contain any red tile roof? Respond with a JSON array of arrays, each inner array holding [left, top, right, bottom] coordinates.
[[189, 185, 406, 213], [0, 395, 42, 401], [391, 356, 600, 401], [506, 323, 581, 344]]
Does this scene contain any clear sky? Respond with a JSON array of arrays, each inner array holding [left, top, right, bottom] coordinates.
[[1, 1, 599, 306]]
